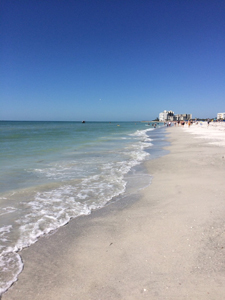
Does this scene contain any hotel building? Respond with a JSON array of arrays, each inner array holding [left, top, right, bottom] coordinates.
[[217, 112, 225, 120], [159, 110, 192, 122]]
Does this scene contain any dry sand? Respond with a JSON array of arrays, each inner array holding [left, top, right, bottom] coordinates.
[[2, 125, 225, 300], [183, 121, 225, 146]]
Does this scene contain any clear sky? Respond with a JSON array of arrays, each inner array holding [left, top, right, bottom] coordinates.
[[1, 0, 225, 121]]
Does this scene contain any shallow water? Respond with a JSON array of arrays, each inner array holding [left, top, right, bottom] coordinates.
[[0, 121, 166, 294]]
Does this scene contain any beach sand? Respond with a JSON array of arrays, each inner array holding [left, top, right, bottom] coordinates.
[[2, 125, 225, 300]]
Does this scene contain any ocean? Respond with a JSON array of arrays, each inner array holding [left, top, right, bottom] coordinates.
[[0, 121, 166, 294]]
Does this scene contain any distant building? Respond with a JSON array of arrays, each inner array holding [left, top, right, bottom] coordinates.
[[175, 114, 192, 121], [217, 112, 225, 120], [159, 110, 192, 122], [159, 110, 174, 122]]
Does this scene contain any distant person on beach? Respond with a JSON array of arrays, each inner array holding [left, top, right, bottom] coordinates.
[[207, 118, 210, 126], [178, 120, 180, 126], [188, 120, 191, 127]]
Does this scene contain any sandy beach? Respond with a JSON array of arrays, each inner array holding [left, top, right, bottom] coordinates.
[[2, 124, 225, 300]]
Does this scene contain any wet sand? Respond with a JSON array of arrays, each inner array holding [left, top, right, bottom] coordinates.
[[3, 126, 225, 300]]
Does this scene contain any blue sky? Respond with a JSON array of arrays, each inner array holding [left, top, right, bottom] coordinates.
[[1, 0, 225, 121]]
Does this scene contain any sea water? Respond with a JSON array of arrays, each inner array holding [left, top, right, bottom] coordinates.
[[0, 121, 166, 294]]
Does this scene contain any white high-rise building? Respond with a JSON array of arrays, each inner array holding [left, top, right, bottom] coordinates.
[[159, 110, 174, 121], [217, 112, 225, 120], [159, 110, 192, 121]]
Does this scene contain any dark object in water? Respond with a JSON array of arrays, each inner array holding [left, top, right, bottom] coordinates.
[[82, 121, 85, 123]]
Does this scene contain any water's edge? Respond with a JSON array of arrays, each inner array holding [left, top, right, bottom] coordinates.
[[1, 127, 170, 298]]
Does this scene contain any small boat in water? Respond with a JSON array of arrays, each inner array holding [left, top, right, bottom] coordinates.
[[82, 121, 85, 123]]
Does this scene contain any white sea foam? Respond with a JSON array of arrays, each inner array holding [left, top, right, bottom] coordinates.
[[0, 207, 17, 216], [0, 251, 23, 295], [129, 128, 154, 138]]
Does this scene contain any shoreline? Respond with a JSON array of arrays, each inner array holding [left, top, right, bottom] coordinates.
[[3, 126, 225, 299], [0, 121, 157, 296]]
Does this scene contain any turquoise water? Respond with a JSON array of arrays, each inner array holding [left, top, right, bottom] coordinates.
[[0, 121, 164, 294]]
